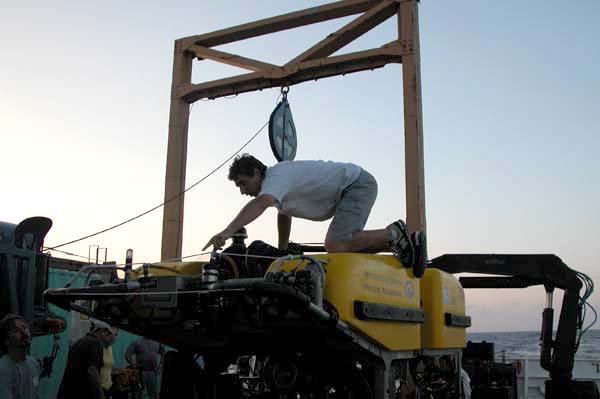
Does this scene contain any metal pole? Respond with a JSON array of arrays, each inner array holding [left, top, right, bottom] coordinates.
[[125, 248, 133, 283]]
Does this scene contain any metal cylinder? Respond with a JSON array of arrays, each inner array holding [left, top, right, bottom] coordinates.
[[546, 291, 553, 308], [202, 266, 220, 283], [125, 249, 133, 282], [305, 262, 325, 308]]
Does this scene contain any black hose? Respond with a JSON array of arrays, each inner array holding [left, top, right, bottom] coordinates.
[[211, 279, 331, 321]]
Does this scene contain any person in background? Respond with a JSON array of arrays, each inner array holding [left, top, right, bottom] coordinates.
[[0, 314, 41, 399], [58, 319, 116, 399], [98, 323, 118, 398], [125, 337, 165, 399]]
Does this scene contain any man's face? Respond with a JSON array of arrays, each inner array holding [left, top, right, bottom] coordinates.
[[233, 169, 262, 197], [6, 319, 31, 352]]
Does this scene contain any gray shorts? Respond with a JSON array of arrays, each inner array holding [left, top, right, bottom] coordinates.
[[325, 169, 378, 243]]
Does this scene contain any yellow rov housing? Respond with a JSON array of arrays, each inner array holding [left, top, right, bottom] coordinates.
[[266, 253, 422, 351], [420, 268, 469, 349]]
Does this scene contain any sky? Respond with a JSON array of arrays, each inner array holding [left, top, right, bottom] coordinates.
[[1, 1, 599, 333]]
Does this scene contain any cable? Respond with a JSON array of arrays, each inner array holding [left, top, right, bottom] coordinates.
[[581, 300, 598, 335], [47, 289, 248, 297], [44, 120, 269, 251], [220, 251, 278, 261], [73, 250, 277, 270], [45, 248, 91, 261], [57, 249, 279, 291], [574, 271, 596, 351]]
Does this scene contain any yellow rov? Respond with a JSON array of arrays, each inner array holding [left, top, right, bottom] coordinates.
[[79, 245, 467, 398], [136, 253, 468, 352], [45, 1, 591, 398], [47, 240, 585, 398]]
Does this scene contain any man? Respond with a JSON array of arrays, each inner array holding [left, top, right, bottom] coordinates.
[[0, 314, 41, 399], [58, 319, 116, 399], [203, 154, 425, 273], [98, 324, 117, 398], [125, 337, 165, 399]]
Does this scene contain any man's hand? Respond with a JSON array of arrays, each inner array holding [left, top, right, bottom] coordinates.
[[202, 195, 276, 251], [202, 230, 232, 251]]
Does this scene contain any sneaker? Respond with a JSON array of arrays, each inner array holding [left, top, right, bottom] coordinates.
[[411, 231, 427, 278], [388, 220, 414, 268]]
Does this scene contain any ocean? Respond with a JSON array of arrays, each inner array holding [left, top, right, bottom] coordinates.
[[467, 329, 600, 360]]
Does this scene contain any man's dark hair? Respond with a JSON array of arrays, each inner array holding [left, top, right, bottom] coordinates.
[[0, 313, 25, 353], [228, 154, 267, 180]]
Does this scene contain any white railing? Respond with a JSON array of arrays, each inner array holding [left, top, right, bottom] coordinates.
[[506, 358, 600, 399]]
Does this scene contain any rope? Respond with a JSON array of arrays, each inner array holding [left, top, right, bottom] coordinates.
[[44, 120, 268, 251]]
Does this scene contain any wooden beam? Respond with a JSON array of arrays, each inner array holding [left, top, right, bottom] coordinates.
[[181, 0, 384, 48], [178, 44, 404, 102], [292, 40, 404, 72], [398, 0, 426, 235], [285, 0, 399, 66], [161, 41, 194, 261], [187, 45, 282, 73]]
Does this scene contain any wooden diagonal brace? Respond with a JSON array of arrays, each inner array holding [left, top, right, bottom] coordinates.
[[179, 0, 384, 49], [187, 45, 282, 73], [285, 0, 399, 67]]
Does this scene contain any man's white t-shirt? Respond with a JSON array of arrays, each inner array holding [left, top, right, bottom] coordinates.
[[258, 160, 361, 221]]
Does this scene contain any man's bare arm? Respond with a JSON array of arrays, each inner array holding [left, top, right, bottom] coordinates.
[[226, 194, 276, 234], [203, 194, 276, 250], [277, 213, 292, 250]]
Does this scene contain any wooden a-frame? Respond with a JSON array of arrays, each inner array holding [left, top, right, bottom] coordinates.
[[161, 0, 425, 261]]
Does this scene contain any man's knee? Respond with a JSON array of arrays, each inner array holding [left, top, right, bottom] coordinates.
[[324, 240, 347, 252], [325, 234, 361, 252]]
